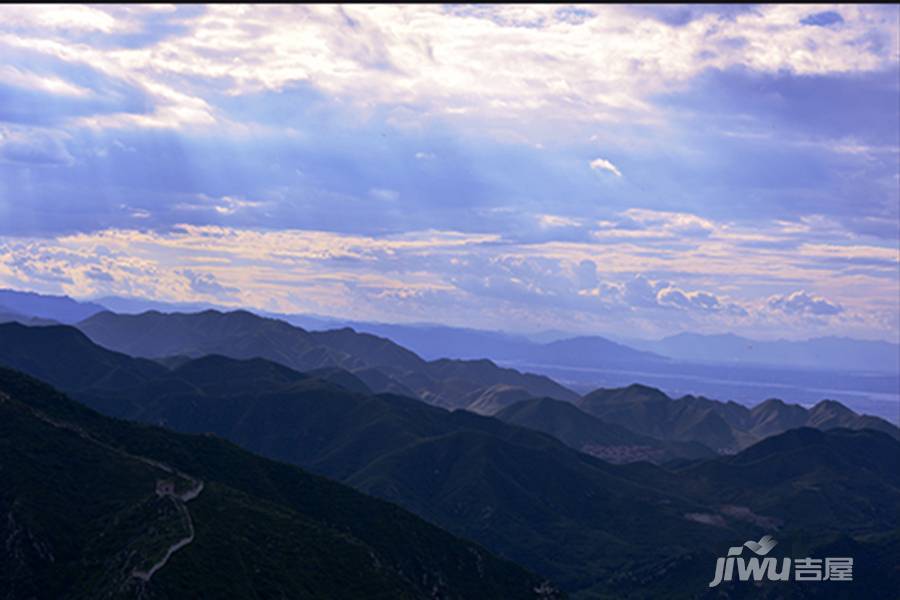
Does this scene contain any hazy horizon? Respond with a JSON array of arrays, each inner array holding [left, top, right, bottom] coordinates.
[[66, 289, 900, 345], [5, 285, 900, 349]]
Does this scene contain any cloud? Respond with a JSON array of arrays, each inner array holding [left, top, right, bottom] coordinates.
[[4, 5, 895, 135], [0, 4, 119, 32], [0, 65, 92, 97], [180, 269, 238, 299], [767, 290, 843, 316], [0, 225, 895, 340], [85, 267, 114, 282], [177, 194, 265, 216], [610, 275, 748, 316], [537, 214, 581, 228], [369, 188, 400, 202], [0, 127, 73, 166], [0, 5, 896, 342], [617, 209, 716, 237], [621, 274, 667, 307], [589, 158, 622, 177], [658, 286, 748, 316], [0, 5, 895, 244]]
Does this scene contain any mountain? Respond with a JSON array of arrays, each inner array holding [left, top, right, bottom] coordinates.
[[0, 323, 738, 595], [4, 322, 899, 597], [579, 384, 900, 452], [0, 366, 555, 599], [579, 384, 750, 451], [76, 310, 579, 406], [308, 320, 899, 424], [66, 356, 738, 594], [88, 362, 900, 597], [91, 294, 225, 315], [0, 306, 56, 326], [0, 322, 167, 393], [676, 427, 900, 534], [0, 288, 106, 324], [462, 384, 535, 415], [495, 397, 716, 464], [513, 336, 667, 368], [93, 294, 341, 331], [313, 322, 536, 362], [630, 332, 900, 374], [658, 428, 900, 600], [77, 309, 345, 366], [304, 366, 374, 394], [419, 358, 577, 407], [314, 323, 667, 369], [73, 301, 899, 420]]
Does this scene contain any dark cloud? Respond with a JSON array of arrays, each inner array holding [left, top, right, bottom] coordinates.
[[658, 67, 900, 148], [645, 67, 899, 236], [625, 4, 756, 27], [800, 11, 844, 28]]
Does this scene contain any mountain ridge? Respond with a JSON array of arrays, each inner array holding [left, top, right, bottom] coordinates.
[[1, 323, 898, 597], [0, 365, 555, 599], [579, 383, 900, 452], [76, 309, 579, 406]]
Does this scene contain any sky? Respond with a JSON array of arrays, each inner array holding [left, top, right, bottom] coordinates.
[[0, 4, 898, 341]]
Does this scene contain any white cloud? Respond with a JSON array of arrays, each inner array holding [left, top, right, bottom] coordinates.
[[619, 208, 716, 236], [0, 65, 91, 97], [589, 158, 622, 177], [2, 5, 896, 133], [537, 214, 581, 228], [767, 290, 843, 316], [0, 223, 896, 339], [657, 286, 748, 316], [0, 5, 118, 32]]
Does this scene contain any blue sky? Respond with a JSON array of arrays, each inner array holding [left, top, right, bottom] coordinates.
[[0, 4, 898, 341]]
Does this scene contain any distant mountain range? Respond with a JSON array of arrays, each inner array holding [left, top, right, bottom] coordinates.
[[579, 384, 898, 452], [625, 331, 900, 374], [0, 305, 54, 326], [0, 366, 552, 599], [3, 288, 897, 380], [299, 315, 899, 374], [6, 289, 895, 374], [0, 289, 105, 323], [76, 309, 579, 407], [2, 320, 898, 597]]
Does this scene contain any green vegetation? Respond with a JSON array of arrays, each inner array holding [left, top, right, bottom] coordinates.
[[2, 322, 898, 598], [495, 396, 716, 464], [0, 367, 553, 599], [579, 384, 899, 452]]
